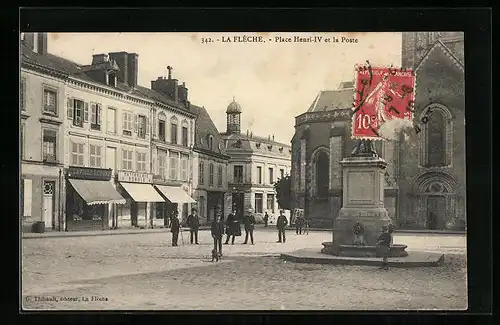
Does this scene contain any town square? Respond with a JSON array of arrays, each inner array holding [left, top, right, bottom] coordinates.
[[20, 31, 467, 311]]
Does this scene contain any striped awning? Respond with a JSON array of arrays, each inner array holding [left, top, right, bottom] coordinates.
[[69, 179, 126, 206]]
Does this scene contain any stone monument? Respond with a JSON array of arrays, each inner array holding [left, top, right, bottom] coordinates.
[[322, 139, 408, 257]]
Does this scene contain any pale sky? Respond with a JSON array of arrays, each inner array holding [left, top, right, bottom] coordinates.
[[47, 32, 402, 144]]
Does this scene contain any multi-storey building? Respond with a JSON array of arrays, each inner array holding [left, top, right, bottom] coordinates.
[[220, 99, 292, 221], [21, 33, 66, 232], [191, 105, 230, 225], [290, 32, 465, 230], [21, 33, 197, 232]]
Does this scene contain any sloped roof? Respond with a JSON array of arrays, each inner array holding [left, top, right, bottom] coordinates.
[[190, 104, 227, 156], [220, 131, 291, 158], [307, 89, 354, 112], [415, 40, 464, 73]]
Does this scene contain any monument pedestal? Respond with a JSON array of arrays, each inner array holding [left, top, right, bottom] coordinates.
[[322, 143, 407, 257]]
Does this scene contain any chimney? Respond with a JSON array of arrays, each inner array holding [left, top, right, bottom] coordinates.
[[108, 52, 128, 85], [250, 132, 253, 138], [151, 66, 179, 101], [92, 54, 108, 65], [272, 135, 275, 141], [127, 53, 139, 87], [23, 33, 48, 55], [177, 81, 189, 106]]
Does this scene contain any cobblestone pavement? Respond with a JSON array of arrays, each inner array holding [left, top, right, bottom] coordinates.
[[21, 230, 467, 310]]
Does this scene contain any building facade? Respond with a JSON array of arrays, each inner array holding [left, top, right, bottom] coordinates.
[[220, 99, 291, 222], [290, 32, 466, 230], [20, 33, 197, 232], [191, 105, 230, 225], [21, 33, 66, 232]]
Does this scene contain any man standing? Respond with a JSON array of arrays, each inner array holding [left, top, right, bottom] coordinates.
[[263, 212, 269, 227], [170, 211, 181, 247], [224, 209, 237, 245], [186, 208, 200, 245], [211, 213, 224, 257], [295, 213, 304, 235], [242, 208, 256, 245], [276, 210, 288, 243]]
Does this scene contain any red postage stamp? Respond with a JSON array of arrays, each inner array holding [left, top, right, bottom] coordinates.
[[352, 65, 416, 139]]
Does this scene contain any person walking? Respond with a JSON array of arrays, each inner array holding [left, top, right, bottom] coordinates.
[[242, 208, 256, 245], [276, 210, 288, 243], [211, 213, 225, 257], [263, 212, 269, 227], [186, 208, 200, 245], [376, 225, 393, 270], [170, 211, 181, 247], [224, 209, 238, 245]]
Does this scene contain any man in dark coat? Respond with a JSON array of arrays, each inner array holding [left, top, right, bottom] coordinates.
[[211, 213, 225, 257], [224, 209, 237, 244], [186, 208, 200, 244], [377, 225, 393, 270], [276, 210, 288, 243], [263, 212, 269, 227], [242, 208, 256, 245], [170, 211, 181, 247], [295, 214, 304, 235]]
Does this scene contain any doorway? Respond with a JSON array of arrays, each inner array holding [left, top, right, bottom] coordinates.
[[43, 180, 55, 229], [426, 196, 446, 230]]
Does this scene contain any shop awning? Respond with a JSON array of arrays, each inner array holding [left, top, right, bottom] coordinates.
[[155, 185, 196, 204], [68, 179, 126, 206], [120, 182, 165, 202]]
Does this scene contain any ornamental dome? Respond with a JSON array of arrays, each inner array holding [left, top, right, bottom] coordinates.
[[226, 98, 242, 114]]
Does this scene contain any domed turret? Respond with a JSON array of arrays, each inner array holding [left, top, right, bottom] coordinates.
[[226, 97, 242, 134]]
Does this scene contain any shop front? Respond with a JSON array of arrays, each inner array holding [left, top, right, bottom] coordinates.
[[65, 166, 126, 232], [154, 183, 196, 225], [117, 171, 165, 228]]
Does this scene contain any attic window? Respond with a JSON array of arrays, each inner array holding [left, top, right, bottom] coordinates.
[[107, 72, 117, 87], [207, 135, 214, 150], [268, 145, 273, 151], [255, 143, 261, 149], [279, 147, 283, 152]]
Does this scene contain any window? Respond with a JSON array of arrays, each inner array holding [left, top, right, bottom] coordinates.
[[169, 154, 178, 180], [268, 168, 274, 184], [137, 152, 147, 172], [209, 163, 214, 186], [255, 193, 263, 213], [71, 141, 84, 166], [267, 194, 275, 213], [42, 129, 57, 163], [20, 79, 26, 111], [158, 151, 166, 178], [218, 165, 223, 187], [199, 161, 204, 185], [43, 88, 57, 114], [427, 110, 446, 167], [122, 112, 133, 136], [280, 169, 284, 179], [208, 135, 214, 150], [107, 107, 116, 133], [68, 99, 86, 127], [171, 117, 178, 144], [257, 166, 262, 184], [90, 103, 102, 130], [181, 155, 188, 181], [234, 165, 243, 183], [122, 149, 133, 171], [199, 196, 205, 220], [158, 119, 166, 141], [20, 123, 25, 159], [180, 127, 188, 147], [138, 115, 147, 139], [89, 144, 102, 168]]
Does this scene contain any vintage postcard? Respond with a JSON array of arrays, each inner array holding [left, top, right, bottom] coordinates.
[[20, 31, 466, 310]]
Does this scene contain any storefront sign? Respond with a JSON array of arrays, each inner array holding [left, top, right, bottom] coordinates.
[[67, 167, 112, 181], [118, 171, 153, 184]]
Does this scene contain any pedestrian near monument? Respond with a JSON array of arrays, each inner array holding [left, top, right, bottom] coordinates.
[[295, 214, 304, 235], [242, 208, 256, 245], [186, 208, 200, 244], [170, 211, 181, 247], [224, 209, 239, 245], [276, 210, 288, 243], [377, 225, 393, 270], [211, 213, 225, 258], [263, 212, 269, 227]]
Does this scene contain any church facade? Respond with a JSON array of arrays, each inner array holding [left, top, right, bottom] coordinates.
[[290, 32, 466, 230]]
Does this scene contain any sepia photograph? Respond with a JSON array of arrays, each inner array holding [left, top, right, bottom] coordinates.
[[20, 31, 467, 310]]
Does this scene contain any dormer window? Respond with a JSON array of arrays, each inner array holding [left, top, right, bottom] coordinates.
[[107, 71, 117, 87], [207, 135, 214, 150], [279, 147, 283, 153], [268, 145, 273, 151], [255, 143, 261, 149]]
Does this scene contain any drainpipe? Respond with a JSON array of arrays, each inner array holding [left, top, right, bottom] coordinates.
[[58, 168, 62, 231]]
